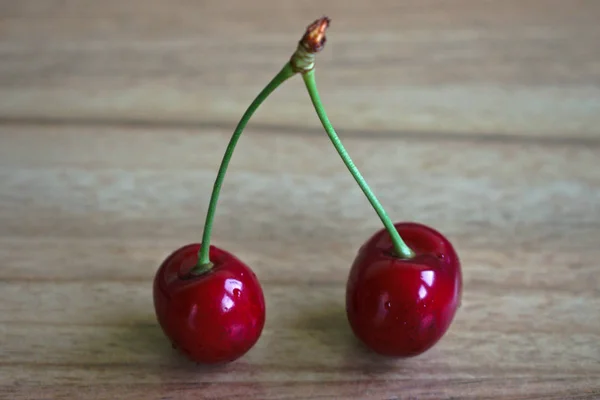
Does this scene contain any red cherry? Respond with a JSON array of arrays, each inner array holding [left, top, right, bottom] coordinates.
[[345, 222, 462, 357], [153, 243, 265, 364]]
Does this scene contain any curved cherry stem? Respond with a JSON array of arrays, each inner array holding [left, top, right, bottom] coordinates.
[[195, 63, 296, 272], [301, 69, 415, 260], [194, 17, 330, 273]]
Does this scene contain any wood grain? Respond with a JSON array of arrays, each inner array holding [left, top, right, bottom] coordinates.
[[1, 0, 600, 137], [1, 0, 599, 399]]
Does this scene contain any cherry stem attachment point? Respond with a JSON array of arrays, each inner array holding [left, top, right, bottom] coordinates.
[[194, 63, 296, 272], [301, 69, 416, 260]]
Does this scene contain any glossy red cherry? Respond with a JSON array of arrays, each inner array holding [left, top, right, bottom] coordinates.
[[346, 222, 462, 357], [153, 243, 265, 364]]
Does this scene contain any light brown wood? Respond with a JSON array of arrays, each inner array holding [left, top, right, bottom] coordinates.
[[1, 1, 599, 399]]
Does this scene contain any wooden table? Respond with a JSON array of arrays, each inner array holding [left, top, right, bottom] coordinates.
[[1, 1, 599, 399]]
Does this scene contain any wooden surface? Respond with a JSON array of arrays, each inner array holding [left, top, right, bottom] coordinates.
[[1, 1, 599, 399]]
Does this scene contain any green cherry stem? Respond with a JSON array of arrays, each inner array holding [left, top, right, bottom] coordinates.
[[301, 69, 416, 259], [193, 16, 330, 274], [194, 63, 295, 272]]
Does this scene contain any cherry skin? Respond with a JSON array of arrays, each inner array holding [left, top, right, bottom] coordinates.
[[345, 222, 462, 357], [153, 243, 265, 364]]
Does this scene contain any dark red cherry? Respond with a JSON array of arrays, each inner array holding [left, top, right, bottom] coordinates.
[[346, 222, 462, 357], [153, 243, 265, 364]]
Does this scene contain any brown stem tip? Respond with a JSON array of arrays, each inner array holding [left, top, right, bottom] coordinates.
[[300, 16, 331, 53]]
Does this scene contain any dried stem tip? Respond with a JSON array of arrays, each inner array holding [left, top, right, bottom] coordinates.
[[300, 16, 330, 53]]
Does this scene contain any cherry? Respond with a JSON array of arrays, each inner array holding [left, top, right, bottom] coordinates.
[[346, 222, 462, 357], [150, 15, 464, 363], [151, 18, 330, 364], [153, 243, 265, 364], [298, 19, 463, 357]]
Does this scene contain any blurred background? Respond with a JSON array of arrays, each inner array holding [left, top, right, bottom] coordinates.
[[2, 0, 598, 137]]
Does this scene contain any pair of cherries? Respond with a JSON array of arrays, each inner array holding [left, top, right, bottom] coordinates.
[[153, 17, 462, 364]]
